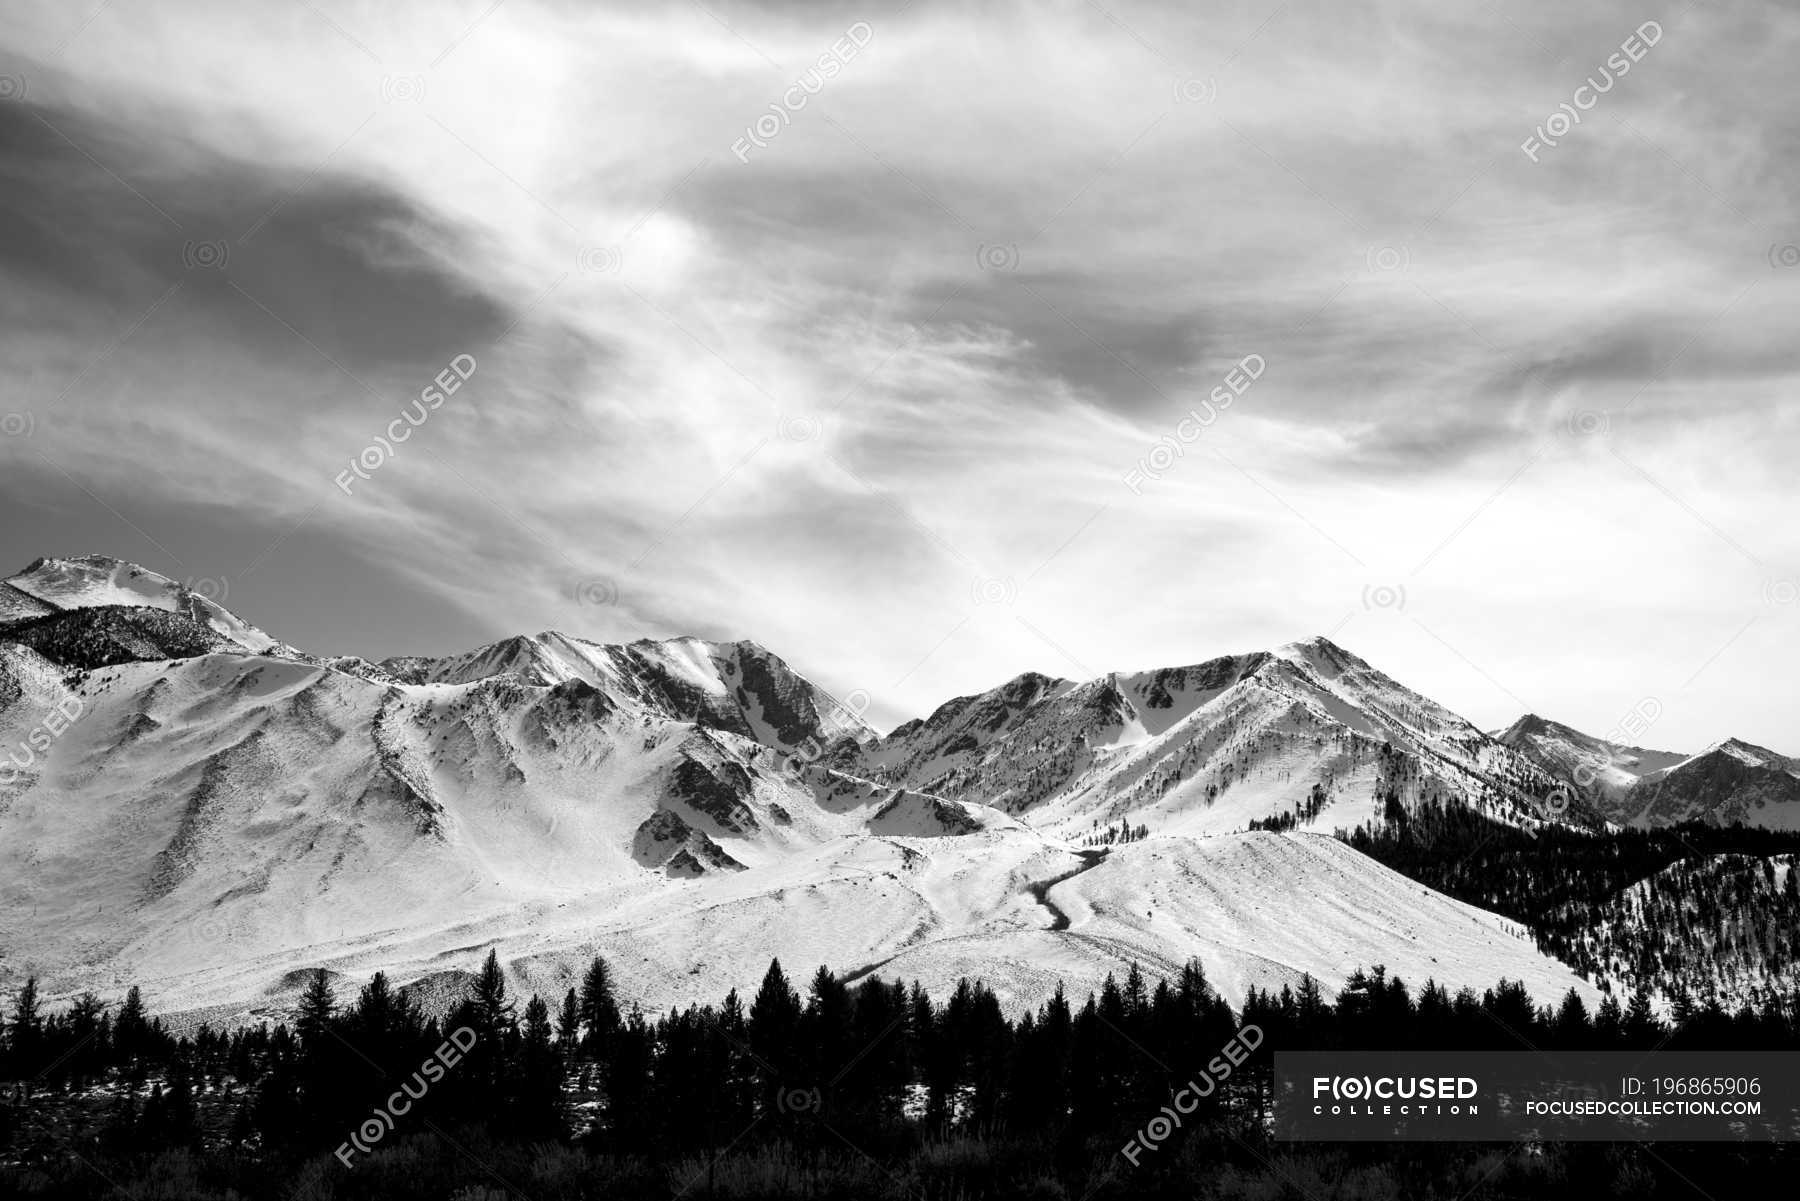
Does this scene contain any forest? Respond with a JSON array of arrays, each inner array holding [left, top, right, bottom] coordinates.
[[1344, 795, 1800, 1002], [5, 950, 1800, 1199]]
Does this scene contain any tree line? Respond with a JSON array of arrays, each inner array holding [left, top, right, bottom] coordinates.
[[7, 948, 1800, 1169]]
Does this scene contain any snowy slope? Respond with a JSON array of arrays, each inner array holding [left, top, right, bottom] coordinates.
[[861, 832, 1589, 1014], [1498, 714, 1800, 829], [0, 662, 1595, 1022], [843, 637, 1566, 841], [3, 555, 288, 655], [0, 643, 981, 1015], [0, 555, 1640, 1025], [1493, 713, 1686, 799]]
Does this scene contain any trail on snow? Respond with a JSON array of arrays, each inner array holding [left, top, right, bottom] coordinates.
[[837, 848, 1112, 985], [1025, 848, 1108, 931]]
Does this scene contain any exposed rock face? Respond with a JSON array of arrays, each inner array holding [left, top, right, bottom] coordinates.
[[1634, 742, 1800, 828], [867, 791, 984, 836], [668, 749, 758, 835], [632, 808, 746, 876]]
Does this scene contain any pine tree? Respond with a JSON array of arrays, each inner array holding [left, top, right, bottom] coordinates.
[[715, 987, 757, 1132], [516, 994, 564, 1139], [593, 1007, 654, 1151], [1624, 987, 1661, 1047], [352, 970, 396, 1044], [293, 971, 346, 1141], [749, 959, 802, 1115], [579, 955, 621, 1057], [296, 971, 336, 1048], [1122, 962, 1149, 1021], [803, 964, 853, 1091], [1293, 972, 1327, 1042], [64, 991, 106, 1088], [6, 978, 43, 1080], [473, 950, 516, 1036], [1066, 995, 1105, 1135], [115, 985, 150, 1070], [556, 987, 582, 1054], [1595, 993, 1625, 1047], [460, 950, 517, 1099], [1553, 988, 1591, 1047], [1669, 986, 1696, 1033]]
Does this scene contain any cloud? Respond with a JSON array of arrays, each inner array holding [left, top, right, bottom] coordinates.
[[1, 0, 1798, 751]]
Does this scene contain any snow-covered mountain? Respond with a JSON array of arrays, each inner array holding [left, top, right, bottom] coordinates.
[[1492, 713, 1687, 810], [839, 637, 1569, 840], [1630, 739, 1800, 829], [0, 554, 1633, 1021], [1, 555, 293, 659], [379, 630, 872, 755], [1496, 714, 1800, 829]]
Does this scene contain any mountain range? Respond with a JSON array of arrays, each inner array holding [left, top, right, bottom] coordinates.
[[1492, 713, 1800, 829], [2, 554, 1793, 1023]]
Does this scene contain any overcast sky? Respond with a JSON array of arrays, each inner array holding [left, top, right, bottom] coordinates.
[[1, 0, 1796, 749]]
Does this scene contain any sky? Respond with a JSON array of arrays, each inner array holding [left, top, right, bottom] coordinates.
[[0, 0, 1797, 749]]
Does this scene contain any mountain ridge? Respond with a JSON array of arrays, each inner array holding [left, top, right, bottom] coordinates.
[[0, 553, 1781, 1021], [1495, 711, 1799, 829]]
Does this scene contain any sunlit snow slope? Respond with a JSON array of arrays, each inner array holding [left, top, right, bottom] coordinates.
[[2, 556, 1604, 1020]]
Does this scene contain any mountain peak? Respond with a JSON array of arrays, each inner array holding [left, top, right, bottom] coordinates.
[[1495, 713, 1560, 741], [1275, 633, 1354, 656], [1703, 737, 1793, 769], [22, 553, 137, 571], [1004, 669, 1071, 694], [14, 553, 164, 590], [5, 554, 283, 655], [1270, 634, 1369, 677]]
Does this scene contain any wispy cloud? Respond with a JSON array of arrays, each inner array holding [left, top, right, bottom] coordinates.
[[1, 0, 1797, 749]]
